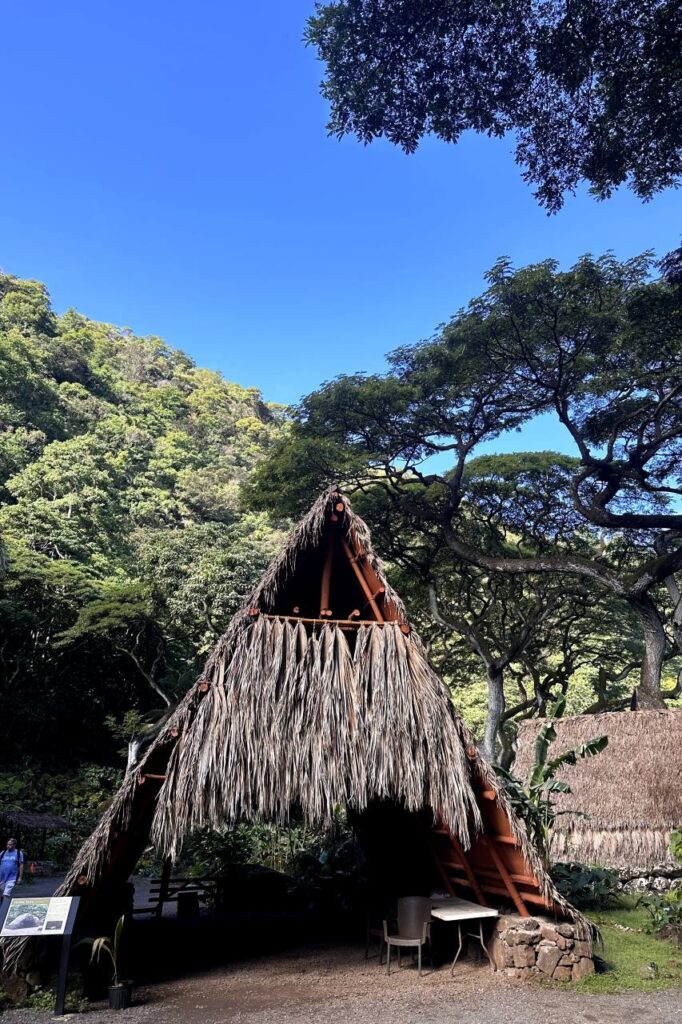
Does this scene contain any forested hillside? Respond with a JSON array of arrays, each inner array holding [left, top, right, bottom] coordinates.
[[2, 260, 681, 845], [0, 273, 287, 802]]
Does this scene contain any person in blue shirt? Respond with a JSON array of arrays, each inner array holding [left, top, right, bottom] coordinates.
[[0, 837, 24, 899]]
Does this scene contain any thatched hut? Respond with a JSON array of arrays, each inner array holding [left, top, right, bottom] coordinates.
[[514, 709, 682, 878], [4, 490, 588, 966]]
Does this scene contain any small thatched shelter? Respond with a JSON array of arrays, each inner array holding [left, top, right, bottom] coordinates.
[[0, 811, 72, 833], [0, 811, 73, 861], [4, 490, 588, 969], [514, 709, 682, 877]]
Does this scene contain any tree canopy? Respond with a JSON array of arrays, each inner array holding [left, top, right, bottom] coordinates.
[[306, 0, 682, 210], [249, 250, 682, 742]]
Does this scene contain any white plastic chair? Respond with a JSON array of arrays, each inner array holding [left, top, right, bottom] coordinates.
[[383, 896, 433, 976]]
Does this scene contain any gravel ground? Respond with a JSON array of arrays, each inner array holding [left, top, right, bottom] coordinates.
[[3, 941, 682, 1024]]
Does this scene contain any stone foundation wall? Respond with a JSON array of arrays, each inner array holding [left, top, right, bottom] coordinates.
[[622, 874, 682, 895], [489, 914, 594, 982]]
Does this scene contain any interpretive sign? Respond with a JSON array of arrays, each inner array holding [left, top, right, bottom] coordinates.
[[0, 895, 80, 1015], [1, 896, 74, 936]]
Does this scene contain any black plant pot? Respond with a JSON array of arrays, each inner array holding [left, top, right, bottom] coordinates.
[[108, 982, 133, 1010]]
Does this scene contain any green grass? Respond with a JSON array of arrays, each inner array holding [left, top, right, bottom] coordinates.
[[574, 898, 682, 994]]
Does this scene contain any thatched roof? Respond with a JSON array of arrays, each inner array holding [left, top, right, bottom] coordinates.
[[514, 709, 682, 874], [3, 489, 590, 971], [0, 810, 72, 831]]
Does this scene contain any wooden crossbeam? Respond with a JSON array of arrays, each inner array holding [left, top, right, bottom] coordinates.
[[442, 862, 538, 888], [445, 877, 554, 910], [260, 613, 388, 627]]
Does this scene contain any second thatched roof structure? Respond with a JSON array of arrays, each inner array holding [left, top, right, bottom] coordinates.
[[514, 709, 682, 876]]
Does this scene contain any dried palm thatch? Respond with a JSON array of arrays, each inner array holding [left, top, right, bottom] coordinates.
[[152, 617, 482, 856], [514, 709, 682, 874], [2, 490, 590, 972]]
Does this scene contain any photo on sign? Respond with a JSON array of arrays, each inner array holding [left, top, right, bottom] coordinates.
[[0, 897, 71, 936]]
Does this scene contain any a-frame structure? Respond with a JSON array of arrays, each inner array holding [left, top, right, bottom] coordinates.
[[15, 490, 587, 940]]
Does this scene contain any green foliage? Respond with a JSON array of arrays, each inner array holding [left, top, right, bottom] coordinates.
[[577, 899, 682, 993], [551, 862, 621, 909], [25, 986, 88, 1013], [181, 817, 345, 879], [0, 271, 286, 771], [292, 814, 367, 915], [307, 1, 682, 211], [495, 696, 608, 861], [638, 890, 682, 933], [251, 249, 682, 742], [173, 813, 366, 914], [0, 763, 123, 866]]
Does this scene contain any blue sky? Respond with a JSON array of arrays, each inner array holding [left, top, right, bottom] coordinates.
[[1, 1, 680, 460]]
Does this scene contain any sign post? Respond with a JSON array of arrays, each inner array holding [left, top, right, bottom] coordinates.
[[0, 895, 80, 1016]]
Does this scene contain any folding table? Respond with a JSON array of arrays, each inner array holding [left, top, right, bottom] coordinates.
[[430, 896, 499, 974]]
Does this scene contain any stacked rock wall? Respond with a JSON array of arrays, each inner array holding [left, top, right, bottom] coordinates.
[[489, 914, 594, 982]]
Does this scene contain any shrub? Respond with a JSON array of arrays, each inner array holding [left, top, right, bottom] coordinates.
[[551, 861, 620, 909], [638, 889, 682, 933]]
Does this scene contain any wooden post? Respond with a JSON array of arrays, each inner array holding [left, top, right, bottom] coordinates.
[[53, 897, 80, 1016], [157, 857, 172, 919], [340, 536, 384, 622], [320, 531, 334, 617]]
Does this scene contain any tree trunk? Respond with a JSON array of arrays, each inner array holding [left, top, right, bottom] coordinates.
[[481, 663, 505, 763], [629, 594, 668, 707]]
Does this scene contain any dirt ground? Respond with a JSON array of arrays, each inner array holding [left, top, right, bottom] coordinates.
[[3, 941, 682, 1024]]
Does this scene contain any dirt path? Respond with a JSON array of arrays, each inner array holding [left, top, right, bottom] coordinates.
[[4, 942, 681, 1024]]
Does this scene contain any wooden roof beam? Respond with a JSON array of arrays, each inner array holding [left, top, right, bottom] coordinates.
[[448, 833, 489, 907], [481, 837, 530, 917], [340, 535, 385, 622]]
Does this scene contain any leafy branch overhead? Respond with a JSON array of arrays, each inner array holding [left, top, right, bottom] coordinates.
[[307, 0, 682, 211]]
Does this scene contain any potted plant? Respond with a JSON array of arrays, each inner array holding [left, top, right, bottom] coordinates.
[[81, 915, 132, 1009]]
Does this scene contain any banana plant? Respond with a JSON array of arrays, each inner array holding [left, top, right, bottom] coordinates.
[[495, 697, 608, 865]]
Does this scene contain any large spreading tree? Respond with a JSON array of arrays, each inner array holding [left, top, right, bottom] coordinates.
[[306, 0, 682, 210], [249, 251, 682, 729]]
